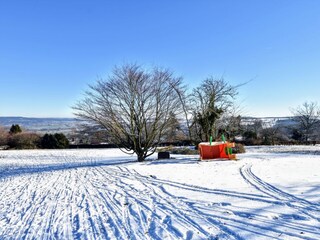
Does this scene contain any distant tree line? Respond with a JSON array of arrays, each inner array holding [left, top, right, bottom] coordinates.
[[237, 101, 320, 145], [0, 124, 69, 149]]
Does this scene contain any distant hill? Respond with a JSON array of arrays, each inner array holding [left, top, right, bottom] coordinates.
[[0, 117, 82, 134], [241, 116, 295, 127], [0, 116, 296, 136]]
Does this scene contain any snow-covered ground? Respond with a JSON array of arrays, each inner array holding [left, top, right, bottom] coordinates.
[[0, 146, 319, 239]]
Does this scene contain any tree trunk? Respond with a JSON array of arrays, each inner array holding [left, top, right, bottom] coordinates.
[[137, 154, 145, 162]]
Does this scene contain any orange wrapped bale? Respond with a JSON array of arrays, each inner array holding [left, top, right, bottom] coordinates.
[[199, 142, 236, 160]]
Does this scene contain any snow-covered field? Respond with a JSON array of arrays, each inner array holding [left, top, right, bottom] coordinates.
[[0, 146, 319, 239]]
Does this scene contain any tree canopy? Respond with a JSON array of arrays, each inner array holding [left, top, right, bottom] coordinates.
[[291, 101, 320, 143], [73, 64, 184, 161], [9, 124, 22, 134], [190, 77, 238, 143]]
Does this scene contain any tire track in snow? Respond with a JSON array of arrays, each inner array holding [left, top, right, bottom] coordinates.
[[79, 168, 131, 239], [7, 171, 64, 239], [97, 166, 242, 240], [124, 168, 280, 206], [113, 166, 320, 240], [76, 169, 105, 239], [129, 176, 221, 238], [92, 167, 178, 240], [240, 164, 320, 223], [36, 171, 68, 239], [148, 183, 243, 240], [108, 168, 198, 239], [130, 167, 246, 240], [95, 166, 202, 239], [2, 149, 319, 239], [78, 168, 135, 240], [0, 163, 244, 239]]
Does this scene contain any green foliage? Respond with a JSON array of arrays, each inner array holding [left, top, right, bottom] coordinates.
[[41, 133, 69, 149], [9, 124, 22, 134], [242, 130, 261, 145], [191, 77, 238, 143], [194, 106, 224, 141], [54, 133, 69, 148], [41, 134, 58, 149], [243, 130, 257, 140]]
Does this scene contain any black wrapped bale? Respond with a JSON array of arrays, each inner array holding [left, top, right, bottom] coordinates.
[[158, 151, 170, 159]]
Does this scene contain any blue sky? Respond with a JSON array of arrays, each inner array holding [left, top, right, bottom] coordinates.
[[0, 0, 319, 118]]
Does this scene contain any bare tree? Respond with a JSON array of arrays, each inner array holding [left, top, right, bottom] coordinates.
[[0, 126, 8, 146], [217, 105, 243, 142], [73, 64, 183, 161], [242, 119, 264, 145], [291, 101, 320, 143], [260, 122, 284, 145], [162, 112, 183, 143], [170, 82, 193, 142], [72, 123, 110, 145], [190, 77, 238, 142]]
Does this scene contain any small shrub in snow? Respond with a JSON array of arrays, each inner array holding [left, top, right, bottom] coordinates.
[[8, 132, 41, 149], [0, 127, 9, 146], [233, 143, 246, 153]]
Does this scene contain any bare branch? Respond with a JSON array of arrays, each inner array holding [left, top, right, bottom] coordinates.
[[73, 64, 184, 161]]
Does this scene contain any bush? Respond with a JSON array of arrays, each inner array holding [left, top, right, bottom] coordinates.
[[54, 133, 69, 148], [8, 132, 41, 149], [0, 127, 9, 146], [233, 143, 246, 153], [41, 133, 69, 149]]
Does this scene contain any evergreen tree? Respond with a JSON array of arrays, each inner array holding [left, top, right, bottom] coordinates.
[[40, 133, 69, 149], [9, 124, 22, 134], [41, 134, 58, 149], [54, 133, 69, 148]]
